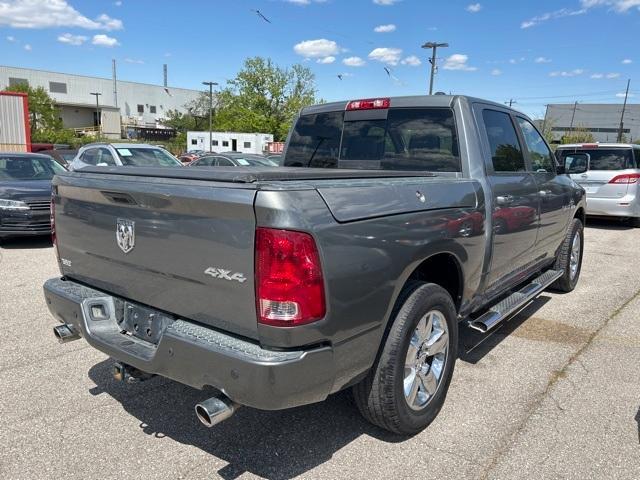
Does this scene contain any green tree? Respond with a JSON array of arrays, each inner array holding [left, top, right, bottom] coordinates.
[[2, 83, 77, 143], [213, 57, 318, 141], [561, 126, 595, 144]]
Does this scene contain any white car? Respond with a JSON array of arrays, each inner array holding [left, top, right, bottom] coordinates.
[[69, 143, 182, 171], [556, 143, 640, 226]]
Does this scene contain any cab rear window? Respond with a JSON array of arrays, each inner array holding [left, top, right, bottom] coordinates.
[[558, 149, 635, 171], [284, 108, 461, 172]]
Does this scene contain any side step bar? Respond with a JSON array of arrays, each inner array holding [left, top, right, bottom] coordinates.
[[468, 269, 563, 333]]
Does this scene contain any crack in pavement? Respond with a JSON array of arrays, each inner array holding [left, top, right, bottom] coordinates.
[[478, 286, 640, 480]]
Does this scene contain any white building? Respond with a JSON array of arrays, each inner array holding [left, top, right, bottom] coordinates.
[[187, 131, 274, 154], [0, 65, 202, 139], [544, 103, 640, 143]]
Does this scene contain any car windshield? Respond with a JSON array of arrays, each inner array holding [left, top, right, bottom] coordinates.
[[233, 156, 277, 167], [558, 148, 635, 171], [115, 147, 181, 167], [284, 107, 461, 172], [0, 155, 66, 181]]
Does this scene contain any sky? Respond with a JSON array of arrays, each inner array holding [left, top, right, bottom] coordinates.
[[1, 0, 639, 119]]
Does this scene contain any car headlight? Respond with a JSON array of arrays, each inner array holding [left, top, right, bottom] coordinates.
[[0, 199, 30, 210]]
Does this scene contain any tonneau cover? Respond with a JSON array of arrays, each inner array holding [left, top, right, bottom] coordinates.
[[75, 166, 436, 183]]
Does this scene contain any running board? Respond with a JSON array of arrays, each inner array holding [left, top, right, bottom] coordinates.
[[468, 269, 563, 333]]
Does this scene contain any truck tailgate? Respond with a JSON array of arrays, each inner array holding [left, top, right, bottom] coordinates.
[[53, 173, 259, 339]]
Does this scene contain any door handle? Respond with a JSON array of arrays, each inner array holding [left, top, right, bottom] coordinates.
[[539, 190, 551, 197], [496, 195, 513, 206], [580, 174, 588, 178]]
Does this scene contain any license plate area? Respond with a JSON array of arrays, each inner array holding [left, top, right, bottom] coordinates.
[[120, 302, 174, 345]]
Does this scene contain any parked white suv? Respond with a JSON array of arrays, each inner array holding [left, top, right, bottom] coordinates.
[[556, 143, 640, 226], [69, 143, 181, 171]]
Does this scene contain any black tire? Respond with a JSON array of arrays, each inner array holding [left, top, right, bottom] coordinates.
[[551, 218, 584, 292], [352, 282, 458, 435]]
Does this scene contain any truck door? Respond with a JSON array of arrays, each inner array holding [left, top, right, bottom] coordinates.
[[515, 116, 572, 259], [477, 108, 540, 291]]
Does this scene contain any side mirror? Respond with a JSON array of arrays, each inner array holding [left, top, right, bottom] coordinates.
[[563, 153, 589, 175]]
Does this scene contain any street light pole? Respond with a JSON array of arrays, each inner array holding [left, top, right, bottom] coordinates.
[[90, 92, 102, 137], [202, 81, 218, 152], [617, 79, 631, 143], [421, 42, 448, 95]]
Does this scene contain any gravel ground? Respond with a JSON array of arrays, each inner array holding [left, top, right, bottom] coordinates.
[[1, 218, 639, 479]]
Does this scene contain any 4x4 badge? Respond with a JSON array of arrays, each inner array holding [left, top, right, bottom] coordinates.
[[204, 267, 247, 283], [116, 219, 135, 254]]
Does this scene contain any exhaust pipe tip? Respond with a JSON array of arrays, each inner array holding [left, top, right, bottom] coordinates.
[[195, 395, 239, 428], [53, 324, 80, 344]]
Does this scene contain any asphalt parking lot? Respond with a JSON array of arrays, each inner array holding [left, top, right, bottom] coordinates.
[[1, 219, 640, 480]]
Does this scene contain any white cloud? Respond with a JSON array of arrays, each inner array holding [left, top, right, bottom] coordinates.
[[401, 55, 422, 66], [549, 69, 584, 77], [6, 35, 16, 42], [622, 58, 633, 64], [343, 56, 366, 67], [124, 57, 144, 64], [317, 56, 335, 64], [374, 24, 396, 33], [443, 53, 477, 71], [491, 68, 502, 76], [114, 1, 122, 5], [373, 0, 401, 4], [23, 43, 31, 51], [521, 8, 587, 28], [0, 0, 123, 30], [92, 34, 119, 47], [284, 0, 328, 4], [616, 92, 635, 98], [582, 0, 640, 12], [57, 33, 87, 46], [294, 38, 340, 58], [466, 3, 482, 13], [606, 72, 621, 78], [368, 47, 403, 65], [535, 56, 552, 63], [590, 73, 604, 78]]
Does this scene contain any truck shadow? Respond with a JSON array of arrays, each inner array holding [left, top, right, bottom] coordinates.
[[458, 296, 552, 364], [585, 217, 634, 231], [87, 361, 405, 480]]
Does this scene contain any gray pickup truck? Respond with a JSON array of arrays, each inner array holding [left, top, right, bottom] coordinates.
[[43, 95, 586, 434]]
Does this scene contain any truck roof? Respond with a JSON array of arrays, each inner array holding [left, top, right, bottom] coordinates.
[[301, 95, 516, 115]]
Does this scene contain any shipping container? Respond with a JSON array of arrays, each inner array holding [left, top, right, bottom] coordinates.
[[0, 91, 30, 152]]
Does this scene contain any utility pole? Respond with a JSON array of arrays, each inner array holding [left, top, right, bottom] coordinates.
[[421, 42, 448, 95], [505, 99, 516, 107], [90, 92, 102, 136], [617, 79, 631, 143], [569, 101, 578, 134], [112, 59, 118, 108], [201, 81, 218, 152], [541, 104, 549, 135]]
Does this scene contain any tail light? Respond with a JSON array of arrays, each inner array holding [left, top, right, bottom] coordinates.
[[50, 188, 56, 247], [608, 173, 640, 184], [255, 228, 326, 327], [346, 98, 390, 111]]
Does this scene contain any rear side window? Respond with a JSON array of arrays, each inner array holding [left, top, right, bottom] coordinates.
[[482, 110, 525, 172], [572, 149, 633, 171], [285, 108, 460, 171]]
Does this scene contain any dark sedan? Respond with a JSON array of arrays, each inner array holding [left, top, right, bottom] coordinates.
[[40, 149, 78, 168], [0, 153, 66, 240], [188, 153, 278, 167]]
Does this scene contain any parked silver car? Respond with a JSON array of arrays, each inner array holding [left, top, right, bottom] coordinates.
[[556, 143, 640, 226], [69, 143, 182, 171]]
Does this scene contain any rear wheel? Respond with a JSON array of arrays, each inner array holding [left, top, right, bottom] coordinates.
[[551, 218, 583, 292], [353, 282, 458, 435]]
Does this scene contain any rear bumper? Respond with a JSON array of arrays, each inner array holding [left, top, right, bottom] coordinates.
[[586, 195, 640, 218], [43, 277, 336, 410]]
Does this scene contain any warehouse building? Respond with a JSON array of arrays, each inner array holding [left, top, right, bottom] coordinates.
[[0, 65, 202, 139], [544, 103, 640, 143]]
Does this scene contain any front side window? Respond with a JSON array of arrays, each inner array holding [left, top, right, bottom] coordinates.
[[0, 155, 65, 181], [216, 157, 234, 166], [98, 148, 117, 166], [482, 110, 525, 172], [517, 117, 554, 173], [81, 149, 99, 165]]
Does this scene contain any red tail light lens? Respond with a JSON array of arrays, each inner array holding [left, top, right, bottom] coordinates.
[[608, 173, 640, 184], [346, 98, 390, 111], [255, 228, 326, 327]]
